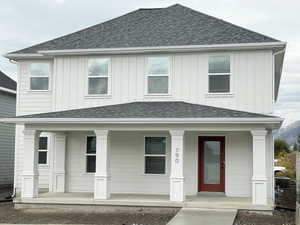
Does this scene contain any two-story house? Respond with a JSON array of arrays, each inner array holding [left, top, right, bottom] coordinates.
[[1, 4, 285, 210], [0, 70, 16, 188]]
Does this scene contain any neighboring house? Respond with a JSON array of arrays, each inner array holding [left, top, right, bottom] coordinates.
[[0, 70, 16, 187], [1, 4, 286, 210]]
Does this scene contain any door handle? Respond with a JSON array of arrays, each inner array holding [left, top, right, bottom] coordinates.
[[221, 161, 225, 169]]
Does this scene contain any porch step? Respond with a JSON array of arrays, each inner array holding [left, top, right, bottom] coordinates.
[[167, 208, 237, 225]]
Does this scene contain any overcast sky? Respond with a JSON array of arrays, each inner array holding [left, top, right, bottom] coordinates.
[[0, 0, 299, 125]]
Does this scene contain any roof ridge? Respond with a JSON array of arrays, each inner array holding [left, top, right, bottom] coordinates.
[[167, 4, 280, 42]]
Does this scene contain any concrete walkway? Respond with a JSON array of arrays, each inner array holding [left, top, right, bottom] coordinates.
[[167, 208, 237, 225]]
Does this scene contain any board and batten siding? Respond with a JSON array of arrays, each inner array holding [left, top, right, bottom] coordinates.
[[0, 91, 16, 185]]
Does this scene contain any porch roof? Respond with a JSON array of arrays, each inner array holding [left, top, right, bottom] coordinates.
[[0, 101, 283, 126]]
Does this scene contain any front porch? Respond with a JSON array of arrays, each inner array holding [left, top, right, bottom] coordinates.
[[14, 192, 273, 210]]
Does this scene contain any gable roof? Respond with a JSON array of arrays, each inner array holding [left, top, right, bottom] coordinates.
[[10, 4, 281, 55], [15, 101, 278, 119], [0, 70, 17, 92]]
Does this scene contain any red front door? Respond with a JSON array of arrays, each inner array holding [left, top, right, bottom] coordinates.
[[198, 136, 225, 192]]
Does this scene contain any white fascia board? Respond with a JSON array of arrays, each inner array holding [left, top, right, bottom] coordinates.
[[0, 87, 16, 95], [4, 42, 286, 59], [4, 53, 47, 60], [0, 117, 284, 125]]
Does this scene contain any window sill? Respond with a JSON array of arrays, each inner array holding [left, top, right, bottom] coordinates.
[[27, 90, 51, 93], [84, 95, 112, 99], [144, 94, 172, 98], [205, 93, 235, 98], [38, 164, 49, 169], [142, 173, 168, 177]]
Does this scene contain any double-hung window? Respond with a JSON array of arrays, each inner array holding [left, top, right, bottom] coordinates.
[[30, 63, 50, 91], [86, 136, 96, 173], [144, 137, 166, 174], [208, 56, 231, 93], [88, 58, 110, 95], [146, 56, 170, 94], [38, 137, 48, 165]]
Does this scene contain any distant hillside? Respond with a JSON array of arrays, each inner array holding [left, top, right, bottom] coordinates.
[[275, 121, 300, 145]]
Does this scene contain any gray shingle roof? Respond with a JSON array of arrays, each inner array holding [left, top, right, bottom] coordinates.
[[0, 71, 17, 91], [17, 101, 277, 119], [11, 4, 280, 54]]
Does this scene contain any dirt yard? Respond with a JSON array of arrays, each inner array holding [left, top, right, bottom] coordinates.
[[0, 203, 178, 225], [234, 209, 295, 225]]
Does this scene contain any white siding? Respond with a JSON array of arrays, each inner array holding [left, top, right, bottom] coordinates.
[[65, 131, 255, 197], [51, 50, 273, 114]]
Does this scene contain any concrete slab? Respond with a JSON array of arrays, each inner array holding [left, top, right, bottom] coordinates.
[[167, 208, 237, 225]]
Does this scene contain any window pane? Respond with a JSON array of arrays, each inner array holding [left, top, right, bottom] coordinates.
[[86, 155, 96, 173], [39, 137, 48, 150], [204, 141, 220, 184], [145, 137, 166, 155], [88, 77, 108, 95], [30, 63, 50, 77], [148, 76, 168, 94], [88, 58, 109, 76], [30, 77, 49, 90], [38, 151, 47, 164], [87, 136, 96, 154], [148, 57, 169, 75], [209, 56, 230, 73], [209, 75, 230, 93], [145, 156, 165, 174]]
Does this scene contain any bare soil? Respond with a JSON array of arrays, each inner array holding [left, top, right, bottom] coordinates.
[[234, 209, 295, 225], [0, 203, 178, 225]]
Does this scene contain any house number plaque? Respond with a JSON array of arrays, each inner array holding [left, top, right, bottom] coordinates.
[[175, 147, 180, 163]]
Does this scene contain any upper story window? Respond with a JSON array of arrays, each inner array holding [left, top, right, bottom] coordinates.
[[88, 58, 110, 95], [146, 56, 170, 95], [208, 56, 230, 93], [38, 137, 48, 165], [30, 63, 50, 91]]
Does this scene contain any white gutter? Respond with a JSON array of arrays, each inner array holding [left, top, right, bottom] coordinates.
[[4, 42, 286, 59], [0, 117, 284, 124], [0, 87, 16, 95]]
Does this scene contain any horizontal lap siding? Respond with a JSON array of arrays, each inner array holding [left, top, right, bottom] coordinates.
[[0, 92, 16, 185], [66, 131, 171, 194]]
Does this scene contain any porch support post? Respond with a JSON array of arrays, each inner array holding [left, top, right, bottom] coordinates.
[[169, 130, 185, 202], [21, 129, 41, 198], [94, 130, 110, 200], [51, 132, 66, 192], [251, 129, 268, 205]]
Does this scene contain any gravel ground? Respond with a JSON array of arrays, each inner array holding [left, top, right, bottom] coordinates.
[[234, 209, 295, 225], [0, 203, 178, 225]]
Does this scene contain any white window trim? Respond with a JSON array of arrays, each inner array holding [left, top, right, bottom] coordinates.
[[38, 136, 49, 166], [143, 136, 168, 175], [86, 57, 112, 97], [85, 136, 96, 174], [207, 55, 233, 95], [28, 62, 52, 92], [145, 56, 171, 96]]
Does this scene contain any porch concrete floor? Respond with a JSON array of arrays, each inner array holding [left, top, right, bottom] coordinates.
[[15, 192, 273, 211]]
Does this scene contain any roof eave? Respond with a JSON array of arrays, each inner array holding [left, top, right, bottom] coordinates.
[[0, 117, 284, 125], [5, 42, 287, 59]]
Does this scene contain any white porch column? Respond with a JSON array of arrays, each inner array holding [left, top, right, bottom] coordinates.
[[251, 129, 268, 205], [21, 129, 41, 198], [50, 132, 66, 192], [94, 130, 111, 200], [169, 130, 185, 202]]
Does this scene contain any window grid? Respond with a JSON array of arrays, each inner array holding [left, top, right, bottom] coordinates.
[[86, 136, 96, 173], [208, 56, 231, 93], [29, 63, 50, 91], [146, 56, 170, 95], [38, 137, 48, 165], [87, 58, 111, 96], [144, 136, 167, 175]]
